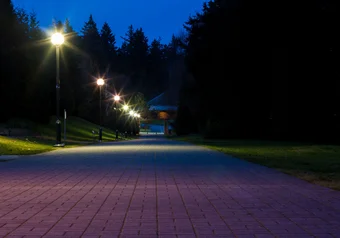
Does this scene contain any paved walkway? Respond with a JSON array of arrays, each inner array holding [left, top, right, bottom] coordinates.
[[0, 136, 339, 238]]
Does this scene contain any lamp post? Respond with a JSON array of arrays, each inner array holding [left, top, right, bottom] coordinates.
[[122, 105, 129, 138], [51, 33, 65, 147], [136, 113, 141, 134], [114, 95, 121, 139], [129, 110, 135, 136], [97, 78, 105, 142]]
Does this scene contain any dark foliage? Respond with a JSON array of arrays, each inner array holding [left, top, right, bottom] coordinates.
[[178, 0, 340, 143], [0, 2, 178, 129]]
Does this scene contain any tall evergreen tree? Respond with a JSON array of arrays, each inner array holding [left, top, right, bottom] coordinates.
[[120, 25, 149, 92], [100, 22, 117, 56], [81, 14, 101, 67]]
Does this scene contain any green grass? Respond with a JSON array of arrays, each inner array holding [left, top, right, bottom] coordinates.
[[35, 116, 119, 142], [0, 136, 55, 155], [174, 135, 340, 190], [0, 116, 132, 156]]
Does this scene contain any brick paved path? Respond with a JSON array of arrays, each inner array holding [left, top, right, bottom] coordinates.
[[0, 136, 339, 238]]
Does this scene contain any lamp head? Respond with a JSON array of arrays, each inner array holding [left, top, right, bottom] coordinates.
[[97, 78, 104, 86], [114, 95, 120, 101], [51, 33, 64, 46]]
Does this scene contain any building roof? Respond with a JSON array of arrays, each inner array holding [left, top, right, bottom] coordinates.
[[148, 92, 165, 105], [149, 105, 178, 111], [148, 92, 178, 111]]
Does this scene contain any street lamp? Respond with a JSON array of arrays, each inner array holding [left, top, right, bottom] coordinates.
[[123, 104, 129, 111], [136, 113, 141, 134], [114, 95, 120, 139], [114, 95, 120, 101], [97, 78, 105, 141], [51, 32, 65, 147]]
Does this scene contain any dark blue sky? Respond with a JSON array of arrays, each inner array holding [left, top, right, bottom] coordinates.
[[12, 0, 206, 46]]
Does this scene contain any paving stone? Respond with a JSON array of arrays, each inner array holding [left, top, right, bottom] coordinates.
[[0, 136, 339, 237]]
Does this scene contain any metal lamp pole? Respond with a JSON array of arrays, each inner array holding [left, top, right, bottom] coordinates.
[[115, 101, 118, 139], [99, 85, 102, 141], [97, 78, 104, 142], [114, 95, 120, 139], [56, 45, 61, 145], [51, 33, 64, 147]]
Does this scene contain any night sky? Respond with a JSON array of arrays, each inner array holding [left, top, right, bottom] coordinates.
[[12, 0, 206, 45]]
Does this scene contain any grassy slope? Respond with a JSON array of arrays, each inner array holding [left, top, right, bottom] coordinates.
[[174, 135, 340, 190], [0, 136, 53, 155], [0, 116, 126, 156]]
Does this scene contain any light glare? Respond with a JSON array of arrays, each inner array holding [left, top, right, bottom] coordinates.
[[51, 33, 64, 46], [97, 78, 104, 86]]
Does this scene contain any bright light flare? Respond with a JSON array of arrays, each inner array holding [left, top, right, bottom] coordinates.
[[114, 95, 120, 101], [123, 105, 129, 111], [129, 110, 134, 116], [51, 33, 64, 46], [97, 78, 104, 86]]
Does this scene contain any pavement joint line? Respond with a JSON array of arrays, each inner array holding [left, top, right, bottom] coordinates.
[[3, 171, 93, 237], [41, 169, 114, 237], [209, 173, 312, 237], [0, 169, 78, 218], [0, 168, 61, 198], [287, 183, 340, 212], [118, 160, 142, 238], [202, 173, 274, 237], [154, 151, 159, 237], [79, 168, 126, 237], [254, 170, 340, 213], [171, 167, 198, 238], [190, 172, 238, 237]]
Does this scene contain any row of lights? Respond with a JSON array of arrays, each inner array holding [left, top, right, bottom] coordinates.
[[96, 78, 141, 118], [51, 32, 141, 144]]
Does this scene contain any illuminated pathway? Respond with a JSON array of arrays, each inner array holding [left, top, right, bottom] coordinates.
[[0, 136, 339, 237]]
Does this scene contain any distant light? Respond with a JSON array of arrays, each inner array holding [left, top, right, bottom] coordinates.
[[51, 33, 64, 46], [129, 110, 134, 116], [97, 78, 104, 86], [133, 113, 137, 117], [123, 105, 129, 111], [114, 95, 120, 101], [136, 114, 141, 118]]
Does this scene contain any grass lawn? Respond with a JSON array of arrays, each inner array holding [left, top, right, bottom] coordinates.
[[174, 135, 340, 190], [0, 136, 55, 155], [0, 116, 132, 156]]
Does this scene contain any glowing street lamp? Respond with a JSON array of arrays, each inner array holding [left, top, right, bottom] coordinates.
[[114, 95, 120, 101], [129, 110, 134, 116], [123, 105, 129, 111], [97, 78, 104, 86], [113, 95, 121, 139], [51, 33, 64, 46], [97, 78, 105, 142], [51, 32, 65, 147]]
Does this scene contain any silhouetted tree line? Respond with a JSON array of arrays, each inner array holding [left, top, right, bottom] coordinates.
[[176, 0, 340, 143], [0, 0, 181, 130]]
